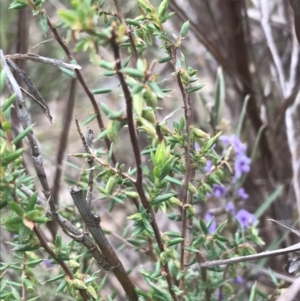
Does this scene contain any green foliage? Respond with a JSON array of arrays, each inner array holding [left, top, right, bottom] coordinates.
[[1, 0, 290, 300]]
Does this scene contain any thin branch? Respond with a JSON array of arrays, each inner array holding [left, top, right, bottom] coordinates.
[[20, 184, 113, 271], [258, 0, 287, 98], [285, 93, 300, 222], [70, 186, 138, 301], [43, 10, 116, 164], [0, 48, 56, 217], [32, 224, 90, 300], [85, 127, 95, 207], [197, 242, 300, 268], [51, 79, 77, 237], [113, 0, 139, 63], [167, 44, 192, 295], [89, 148, 136, 183], [5, 53, 81, 70], [75, 119, 95, 237], [199, 219, 300, 269], [7, 59, 52, 123], [110, 23, 178, 301], [2, 50, 114, 273]]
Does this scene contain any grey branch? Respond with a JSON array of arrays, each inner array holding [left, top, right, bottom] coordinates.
[[4, 53, 81, 70], [70, 185, 138, 301], [7, 59, 52, 123], [1, 48, 112, 271], [198, 243, 300, 268], [20, 185, 113, 271], [199, 219, 300, 269]]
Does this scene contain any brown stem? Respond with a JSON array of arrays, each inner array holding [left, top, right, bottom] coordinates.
[[110, 23, 178, 301], [113, 0, 139, 63], [33, 224, 90, 300], [44, 11, 116, 164], [167, 46, 193, 297], [51, 79, 77, 238]]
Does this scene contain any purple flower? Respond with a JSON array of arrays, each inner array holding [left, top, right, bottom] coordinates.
[[234, 154, 251, 179], [237, 187, 249, 199], [231, 136, 247, 154], [204, 160, 213, 173], [219, 135, 232, 146], [220, 135, 247, 154], [205, 212, 216, 234], [215, 288, 224, 301], [226, 202, 235, 215], [233, 275, 244, 284], [212, 184, 227, 198], [235, 209, 256, 228], [43, 259, 55, 268], [195, 143, 201, 151]]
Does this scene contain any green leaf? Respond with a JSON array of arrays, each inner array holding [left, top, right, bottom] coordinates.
[[100, 102, 113, 116], [165, 176, 182, 186], [137, 0, 155, 13], [56, 279, 67, 295], [152, 193, 175, 205], [184, 246, 200, 253], [132, 226, 144, 237], [133, 93, 145, 116], [9, 1, 27, 9], [2, 148, 23, 166], [8, 201, 25, 216], [103, 71, 116, 76], [12, 124, 34, 145], [248, 281, 257, 301], [14, 244, 40, 252], [215, 240, 227, 251], [60, 67, 76, 78], [236, 94, 250, 137], [158, 0, 170, 21], [199, 218, 208, 234], [164, 231, 182, 238], [39, 14, 48, 35], [99, 60, 115, 70], [213, 67, 225, 127], [186, 85, 204, 93], [25, 192, 38, 212], [120, 67, 145, 78], [255, 186, 283, 219], [201, 131, 222, 152], [0, 69, 6, 93], [179, 20, 190, 37], [44, 274, 64, 283], [166, 237, 183, 246], [26, 259, 44, 266], [10, 285, 21, 301], [267, 267, 279, 286], [92, 88, 112, 94], [58, 10, 78, 25], [125, 19, 140, 26], [158, 56, 171, 64], [4, 216, 23, 226], [26, 209, 44, 222], [82, 114, 97, 126], [2, 94, 16, 112]]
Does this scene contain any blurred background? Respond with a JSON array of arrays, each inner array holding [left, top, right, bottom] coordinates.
[[1, 0, 300, 299]]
